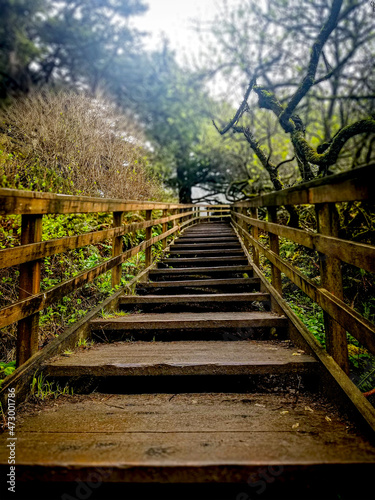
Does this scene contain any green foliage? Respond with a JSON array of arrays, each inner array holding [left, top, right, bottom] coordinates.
[[30, 373, 73, 400], [0, 0, 147, 101], [0, 360, 16, 387]]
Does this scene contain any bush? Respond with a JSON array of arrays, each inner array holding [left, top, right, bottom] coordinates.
[[0, 90, 163, 200]]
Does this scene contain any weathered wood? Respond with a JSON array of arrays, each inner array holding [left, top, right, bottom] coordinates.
[[17, 214, 43, 367], [4, 392, 375, 487], [168, 249, 244, 256], [0, 211, 195, 269], [149, 266, 253, 278], [250, 261, 375, 438], [111, 211, 124, 288], [0, 187, 196, 215], [0, 287, 125, 407], [145, 209, 152, 267], [119, 293, 269, 305], [231, 219, 375, 356], [268, 207, 283, 296], [233, 211, 375, 274], [232, 164, 375, 208], [46, 339, 309, 377], [250, 207, 260, 267], [316, 203, 349, 374], [160, 256, 248, 267], [138, 278, 260, 290], [0, 224, 184, 329], [162, 209, 168, 249]]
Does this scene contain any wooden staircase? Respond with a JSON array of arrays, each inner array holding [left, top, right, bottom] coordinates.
[[2, 222, 375, 499]]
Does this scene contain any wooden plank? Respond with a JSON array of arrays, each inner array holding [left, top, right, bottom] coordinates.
[[145, 209, 152, 267], [119, 293, 270, 304], [149, 266, 252, 275], [250, 261, 375, 438], [0, 187, 198, 215], [231, 219, 375, 355], [17, 214, 43, 366], [161, 256, 247, 264], [5, 393, 375, 486], [0, 287, 125, 407], [0, 211, 195, 269], [46, 340, 311, 377], [316, 203, 349, 374], [162, 209, 168, 249], [142, 278, 260, 288], [0, 224, 184, 329], [232, 165, 375, 207], [168, 249, 244, 256], [268, 207, 282, 295], [250, 207, 260, 267], [90, 311, 287, 331], [232, 211, 375, 273], [111, 211, 124, 288]]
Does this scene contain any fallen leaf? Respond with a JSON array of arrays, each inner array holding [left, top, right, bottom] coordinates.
[[292, 423, 300, 429], [255, 403, 265, 407], [280, 410, 289, 415], [304, 406, 314, 412], [325, 416, 332, 422], [292, 352, 302, 356]]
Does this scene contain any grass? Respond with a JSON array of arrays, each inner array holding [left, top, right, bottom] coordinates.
[[30, 373, 73, 400]]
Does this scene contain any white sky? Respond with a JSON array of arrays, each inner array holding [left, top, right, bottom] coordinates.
[[133, 0, 222, 62]]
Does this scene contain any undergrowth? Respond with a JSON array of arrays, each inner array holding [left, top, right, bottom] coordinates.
[[255, 202, 375, 395], [0, 208, 172, 379]]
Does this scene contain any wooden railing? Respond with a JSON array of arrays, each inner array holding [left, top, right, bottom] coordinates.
[[0, 188, 229, 366], [231, 165, 375, 374]]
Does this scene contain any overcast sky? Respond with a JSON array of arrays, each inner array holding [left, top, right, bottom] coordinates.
[[133, 0, 221, 62]]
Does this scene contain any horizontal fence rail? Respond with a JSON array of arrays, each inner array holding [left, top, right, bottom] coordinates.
[[0, 188, 229, 366], [231, 164, 375, 375]]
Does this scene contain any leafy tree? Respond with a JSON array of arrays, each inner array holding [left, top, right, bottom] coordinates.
[[0, 0, 147, 100]]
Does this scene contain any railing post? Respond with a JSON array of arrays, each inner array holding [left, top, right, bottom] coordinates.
[[111, 211, 124, 288], [17, 214, 43, 367], [162, 209, 168, 249], [240, 207, 250, 248], [250, 207, 260, 268], [145, 209, 152, 267], [316, 202, 349, 374], [267, 206, 282, 295]]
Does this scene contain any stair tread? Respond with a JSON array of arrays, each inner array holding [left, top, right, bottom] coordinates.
[[141, 278, 259, 287], [45, 340, 315, 376], [90, 311, 286, 330], [119, 293, 269, 304], [4, 393, 375, 483], [149, 265, 252, 274]]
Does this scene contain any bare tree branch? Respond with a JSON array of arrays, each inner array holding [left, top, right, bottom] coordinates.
[[279, 0, 343, 131]]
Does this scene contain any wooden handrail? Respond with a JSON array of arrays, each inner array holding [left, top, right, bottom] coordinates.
[[232, 164, 375, 207], [0, 186, 228, 365], [231, 165, 375, 374]]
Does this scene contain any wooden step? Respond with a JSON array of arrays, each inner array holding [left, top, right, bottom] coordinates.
[[45, 340, 314, 377], [172, 242, 241, 249], [175, 239, 238, 245], [120, 293, 269, 304], [148, 265, 253, 279], [119, 293, 270, 314], [119, 293, 269, 307], [3, 392, 375, 492], [177, 236, 238, 241], [138, 277, 260, 292], [159, 256, 248, 267], [90, 311, 287, 333], [168, 249, 244, 256]]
